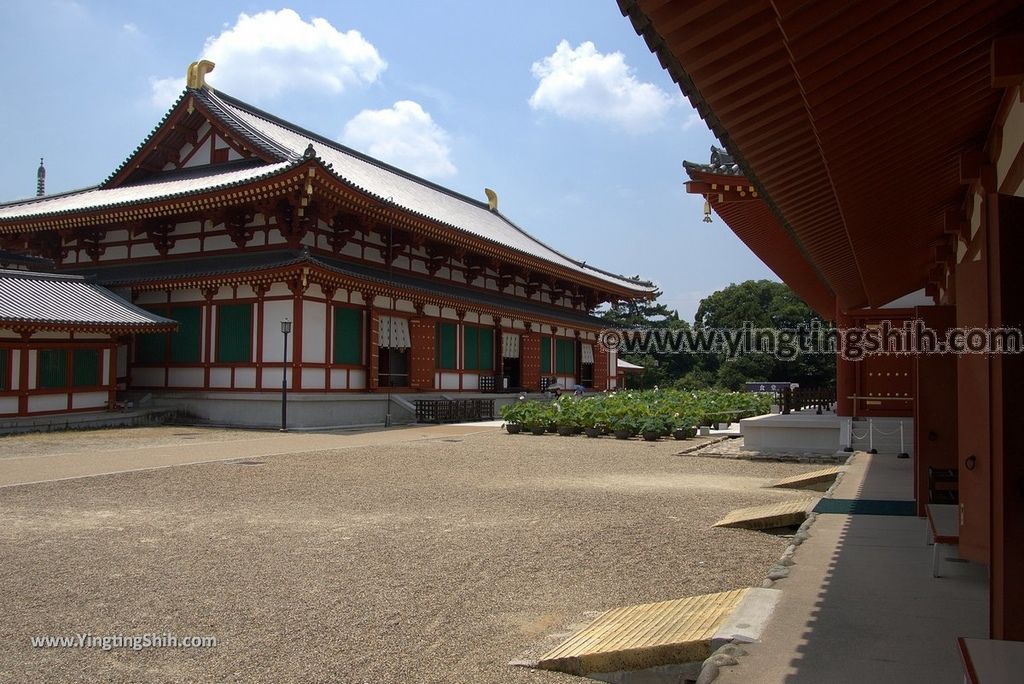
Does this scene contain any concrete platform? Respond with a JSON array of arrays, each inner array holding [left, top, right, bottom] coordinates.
[[0, 408, 177, 435], [769, 466, 841, 490], [716, 453, 988, 684], [740, 412, 847, 454], [535, 589, 750, 675], [714, 498, 818, 530]]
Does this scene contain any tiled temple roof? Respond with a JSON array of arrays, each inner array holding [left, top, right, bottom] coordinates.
[[0, 270, 176, 331], [0, 85, 656, 296]]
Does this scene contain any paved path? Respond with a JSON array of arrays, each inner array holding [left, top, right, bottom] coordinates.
[[717, 453, 988, 684], [0, 423, 497, 488]]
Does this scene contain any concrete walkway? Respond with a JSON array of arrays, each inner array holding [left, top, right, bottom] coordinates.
[[0, 423, 498, 488], [717, 452, 988, 683]]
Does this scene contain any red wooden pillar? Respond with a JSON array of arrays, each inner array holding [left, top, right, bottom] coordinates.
[[288, 277, 306, 390], [366, 293, 378, 391], [202, 287, 216, 388], [494, 323, 503, 389], [834, 305, 855, 417], [17, 336, 29, 416], [409, 308, 435, 390], [912, 305, 957, 516], [254, 283, 268, 391], [594, 342, 608, 390], [990, 193, 1024, 640], [520, 327, 540, 391]]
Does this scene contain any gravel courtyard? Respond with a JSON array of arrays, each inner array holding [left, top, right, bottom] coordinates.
[[0, 427, 822, 683]]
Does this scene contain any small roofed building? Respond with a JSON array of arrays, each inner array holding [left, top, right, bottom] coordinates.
[[615, 358, 644, 388], [0, 269, 175, 417], [0, 62, 655, 427]]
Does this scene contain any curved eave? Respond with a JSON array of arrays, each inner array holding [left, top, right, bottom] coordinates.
[[120, 259, 610, 332], [307, 156, 658, 300], [0, 319, 177, 334], [687, 168, 835, 318], [0, 161, 305, 232]]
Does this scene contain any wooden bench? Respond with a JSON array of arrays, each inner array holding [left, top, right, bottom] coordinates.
[[958, 637, 1024, 683], [926, 503, 959, 577]]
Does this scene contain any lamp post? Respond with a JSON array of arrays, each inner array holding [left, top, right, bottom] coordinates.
[[280, 318, 292, 432]]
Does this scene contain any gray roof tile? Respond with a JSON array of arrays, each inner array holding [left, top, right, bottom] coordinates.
[[0, 270, 176, 330]]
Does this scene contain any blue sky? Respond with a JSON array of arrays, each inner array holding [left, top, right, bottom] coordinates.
[[0, 0, 777, 321]]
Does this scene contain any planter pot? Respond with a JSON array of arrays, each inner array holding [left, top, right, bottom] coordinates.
[[546, 424, 558, 434], [614, 429, 633, 440], [506, 424, 522, 435], [642, 431, 661, 442], [529, 425, 547, 436], [584, 427, 601, 438], [600, 426, 612, 435], [673, 429, 689, 441], [718, 422, 730, 430], [557, 426, 575, 437]]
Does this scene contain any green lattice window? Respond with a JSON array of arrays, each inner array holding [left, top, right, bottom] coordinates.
[[72, 349, 100, 387], [435, 322, 457, 369], [540, 336, 552, 374], [216, 304, 252, 363], [333, 307, 362, 365], [170, 306, 201, 362], [555, 339, 575, 374], [463, 326, 494, 371], [38, 349, 67, 388], [135, 329, 166, 363], [0, 349, 9, 391]]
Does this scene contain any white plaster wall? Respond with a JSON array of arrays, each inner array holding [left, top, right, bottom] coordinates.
[[234, 367, 257, 389], [26, 350, 36, 388], [302, 300, 326, 363], [0, 397, 18, 414], [438, 372, 460, 390], [132, 367, 165, 387], [302, 368, 325, 389], [28, 394, 67, 413], [262, 300, 293, 362], [330, 369, 349, 389], [10, 352, 20, 390], [462, 373, 479, 390], [209, 368, 232, 388], [168, 367, 204, 387], [170, 289, 202, 303], [348, 368, 367, 389], [72, 391, 108, 410]]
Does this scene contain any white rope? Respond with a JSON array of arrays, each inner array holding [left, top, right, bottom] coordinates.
[[851, 429, 870, 439], [872, 427, 901, 436]]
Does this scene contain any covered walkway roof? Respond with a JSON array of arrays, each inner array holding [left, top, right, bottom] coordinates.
[[620, 0, 1024, 311]]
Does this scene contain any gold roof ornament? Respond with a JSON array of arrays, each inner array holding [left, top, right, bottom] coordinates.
[[186, 60, 216, 89], [484, 187, 498, 212]]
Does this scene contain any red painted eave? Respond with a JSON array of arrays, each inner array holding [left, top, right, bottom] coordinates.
[[621, 0, 1024, 309]]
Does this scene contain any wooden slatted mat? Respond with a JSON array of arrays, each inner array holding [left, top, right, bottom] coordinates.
[[534, 589, 749, 675], [769, 466, 841, 490], [713, 498, 818, 529]]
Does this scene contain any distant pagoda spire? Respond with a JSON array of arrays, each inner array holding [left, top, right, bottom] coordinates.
[[36, 157, 45, 197]]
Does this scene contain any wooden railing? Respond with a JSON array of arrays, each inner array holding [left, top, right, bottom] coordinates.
[[775, 386, 836, 415], [414, 398, 495, 423]]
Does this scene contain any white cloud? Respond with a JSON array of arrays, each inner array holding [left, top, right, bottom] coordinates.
[[122, 22, 139, 34], [149, 76, 186, 108], [149, 8, 386, 107], [341, 101, 456, 179], [529, 40, 674, 131]]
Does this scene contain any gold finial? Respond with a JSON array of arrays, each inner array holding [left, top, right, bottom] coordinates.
[[484, 188, 498, 212], [186, 60, 216, 89]]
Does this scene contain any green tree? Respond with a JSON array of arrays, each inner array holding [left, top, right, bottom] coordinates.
[[694, 280, 834, 388]]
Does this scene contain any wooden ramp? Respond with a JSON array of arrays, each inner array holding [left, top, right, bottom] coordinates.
[[769, 466, 841, 490], [714, 498, 818, 530], [534, 589, 749, 675]]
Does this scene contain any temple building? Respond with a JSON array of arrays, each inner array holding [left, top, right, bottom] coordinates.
[[0, 62, 655, 426]]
